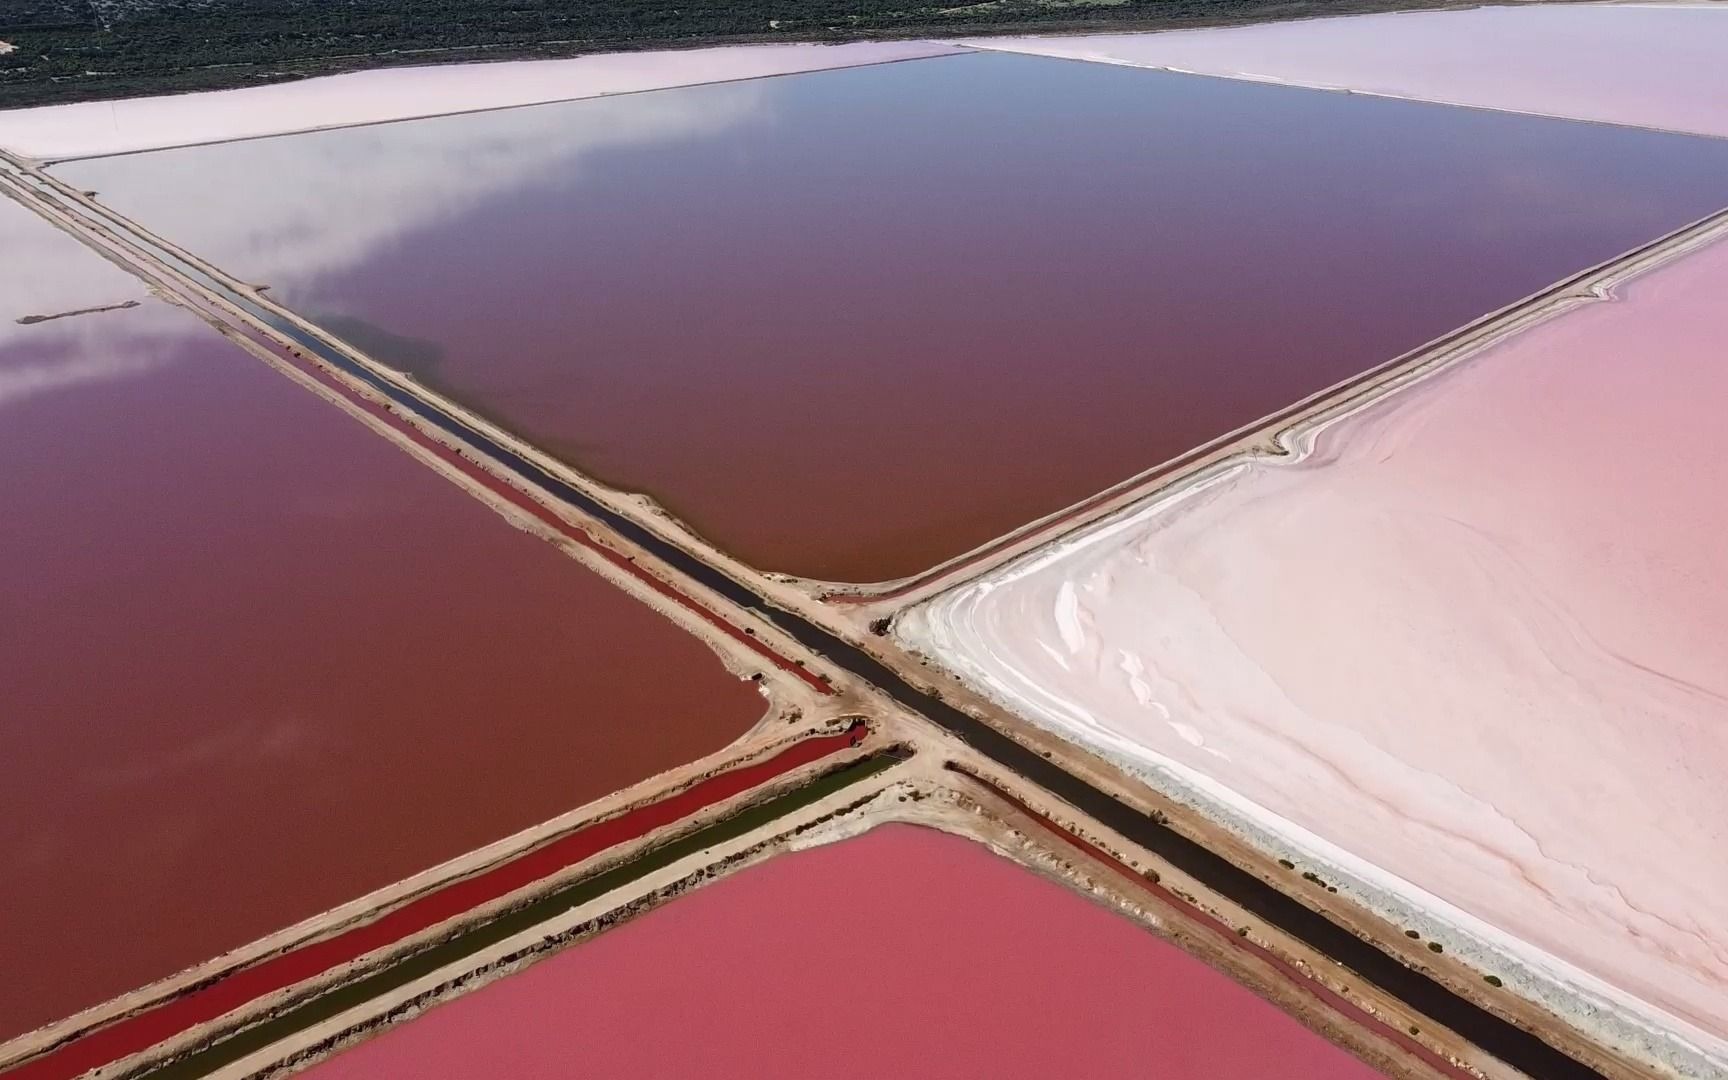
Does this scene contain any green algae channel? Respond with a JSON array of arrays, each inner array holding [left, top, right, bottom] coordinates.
[[136, 752, 905, 1080]]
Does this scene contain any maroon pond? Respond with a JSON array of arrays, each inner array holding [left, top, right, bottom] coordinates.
[[59, 52, 1728, 582], [0, 204, 763, 1040]]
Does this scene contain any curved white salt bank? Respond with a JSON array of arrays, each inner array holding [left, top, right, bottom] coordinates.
[[960, 4, 1728, 140], [900, 235, 1728, 1076], [0, 40, 957, 161]]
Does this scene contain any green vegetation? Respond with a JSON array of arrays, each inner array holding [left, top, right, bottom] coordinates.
[[1294, 869, 1340, 893], [1, 0, 1464, 109]]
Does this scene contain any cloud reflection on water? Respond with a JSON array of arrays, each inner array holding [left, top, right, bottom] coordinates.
[[0, 201, 188, 408], [57, 83, 774, 307]]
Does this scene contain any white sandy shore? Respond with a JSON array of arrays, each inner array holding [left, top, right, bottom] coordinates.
[[0, 40, 957, 161], [960, 3, 1728, 140], [901, 233, 1728, 1078]]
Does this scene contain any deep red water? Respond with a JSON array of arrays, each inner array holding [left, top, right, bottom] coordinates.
[[0, 293, 762, 1040], [304, 825, 1387, 1078], [61, 52, 1728, 582]]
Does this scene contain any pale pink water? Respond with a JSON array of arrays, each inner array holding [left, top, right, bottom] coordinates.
[[305, 825, 1384, 1079], [901, 236, 1728, 1066], [966, 4, 1728, 140]]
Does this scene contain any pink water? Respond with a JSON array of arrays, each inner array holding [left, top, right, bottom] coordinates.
[[306, 825, 1385, 1079]]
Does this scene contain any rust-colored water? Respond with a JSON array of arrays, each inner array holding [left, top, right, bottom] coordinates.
[[303, 825, 1387, 1078], [0, 210, 763, 1040], [59, 52, 1728, 584]]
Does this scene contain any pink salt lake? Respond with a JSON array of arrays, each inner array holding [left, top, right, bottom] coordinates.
[[55, 52, 1728, 584], [900, 235, 1728, 1072], [305, 825, 1385, 1079]]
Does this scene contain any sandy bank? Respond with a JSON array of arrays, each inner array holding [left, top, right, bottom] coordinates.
[[0, 40, 956, 161], [961, 4, 1728, 140]]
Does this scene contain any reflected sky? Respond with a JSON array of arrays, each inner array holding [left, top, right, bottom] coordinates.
[[0, 200, 184, 410], [60, 53, 1728, 582], [0, 199, 141, 321], [59, 82, 771, 295]]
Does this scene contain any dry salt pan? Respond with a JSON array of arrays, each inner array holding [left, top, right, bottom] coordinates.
[[901, 233, 1728, 1079]]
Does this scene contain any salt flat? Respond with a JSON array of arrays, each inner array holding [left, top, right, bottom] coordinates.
[[900, 233, 1728, 1076], [961, 4, 1728, 140]]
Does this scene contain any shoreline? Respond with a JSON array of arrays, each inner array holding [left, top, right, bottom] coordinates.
[[0, 0, 1481, 112], [0, 42, 959, 163]]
